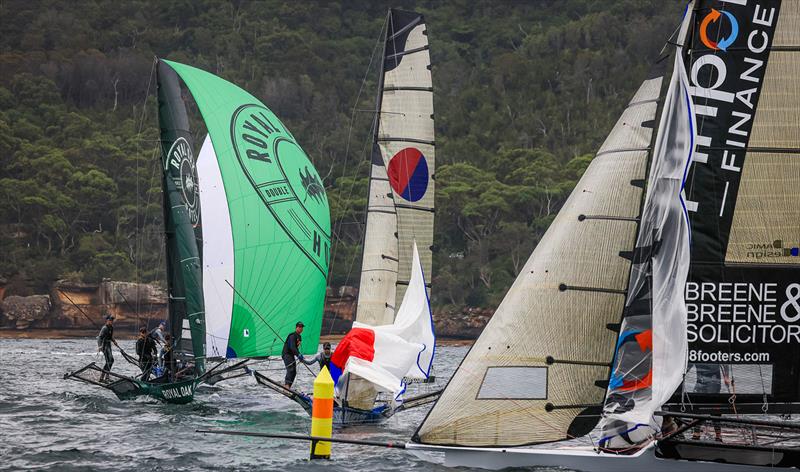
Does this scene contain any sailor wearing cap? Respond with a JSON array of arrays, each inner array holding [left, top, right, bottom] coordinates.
[[96, 314, 116, 382], [281, 321, 305, 389]]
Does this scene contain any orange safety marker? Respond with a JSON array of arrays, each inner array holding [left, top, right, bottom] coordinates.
[[310, 366, 334, 459]]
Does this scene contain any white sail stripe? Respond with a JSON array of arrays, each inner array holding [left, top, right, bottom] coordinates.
[[196, 134, 235, 359]]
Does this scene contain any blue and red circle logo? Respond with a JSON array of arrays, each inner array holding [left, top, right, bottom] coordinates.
[[388, 147, 429, 202], [700, 8, 739, 51]]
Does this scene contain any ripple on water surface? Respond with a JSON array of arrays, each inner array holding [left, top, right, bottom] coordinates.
[[1, 338, 513, 471]]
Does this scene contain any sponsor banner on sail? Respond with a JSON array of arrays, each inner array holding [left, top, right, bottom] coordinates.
[[681, 1, 800, 407], [683, 0, 779, 254]]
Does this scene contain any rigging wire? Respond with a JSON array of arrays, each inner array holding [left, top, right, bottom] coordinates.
[[327, 14, 390, 286], [324, 15, 389, 336]]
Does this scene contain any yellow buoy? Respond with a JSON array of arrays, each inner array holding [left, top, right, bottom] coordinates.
[[310, 365, 334, 459]]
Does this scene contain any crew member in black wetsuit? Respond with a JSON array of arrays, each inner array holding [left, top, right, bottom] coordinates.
[[282, 321, 305, 389], [302, 342, 333, 371], [96, 315, 116, 382], [162, 334, 175, 379], [135, 327, 158, 381]]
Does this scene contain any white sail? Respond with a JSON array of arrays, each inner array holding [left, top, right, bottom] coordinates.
[[340, 242, 435, 402], [599, 32, 695, 444], [196, 134, 235, 359], [356, 9, 435, 326]]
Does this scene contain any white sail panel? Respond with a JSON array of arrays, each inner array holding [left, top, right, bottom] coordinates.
[[339, 242, 434, 405], [415, 78, 661, 446], [600, 48, 695, 444], [196, 134, 234, 358], [380, 18, 434, 307], [356, 149, 399, 326]]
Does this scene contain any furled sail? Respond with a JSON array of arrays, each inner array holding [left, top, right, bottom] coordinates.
[[414, 74, 666, 446], [157, 62, 206, 373], [599, 6, 695, 444], [681, 0, 800, 410], [356, 9, 435, 326], [157, 60, 331, 361]]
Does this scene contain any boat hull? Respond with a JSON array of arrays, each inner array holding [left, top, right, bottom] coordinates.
[[64, 362, 198, 404], [109, 377, 197, 404], [406, 442, 792, 471]]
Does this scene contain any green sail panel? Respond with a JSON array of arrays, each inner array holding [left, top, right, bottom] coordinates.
[[157, 61, 206, 374], [161, 60, 330, 358]]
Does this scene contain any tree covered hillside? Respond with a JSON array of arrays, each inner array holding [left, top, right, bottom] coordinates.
[[0, 0, 682, 307]]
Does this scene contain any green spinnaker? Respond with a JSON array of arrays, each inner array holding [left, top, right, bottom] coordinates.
[[163, 60, 330, 358]]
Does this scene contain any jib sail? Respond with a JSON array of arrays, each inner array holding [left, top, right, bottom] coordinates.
[[680, 0, 800, 411], [356, 9, 436, 327], [157, 60, 331, 361]]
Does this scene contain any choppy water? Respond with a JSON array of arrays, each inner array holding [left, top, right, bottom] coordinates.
[[0, 338, 503, 471]]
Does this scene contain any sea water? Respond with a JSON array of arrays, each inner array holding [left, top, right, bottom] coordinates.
[[0, 338, 570, 471]]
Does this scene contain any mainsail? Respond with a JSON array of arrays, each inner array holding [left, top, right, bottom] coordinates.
[[157, 60, 331, 361], [356, 8, 435, 326], [157, 62, 206, 373], [680, 0, 800, 411], [414, 74, 666, 446]]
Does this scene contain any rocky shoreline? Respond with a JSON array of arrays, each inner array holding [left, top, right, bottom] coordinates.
[[0, 280, 492, 340]]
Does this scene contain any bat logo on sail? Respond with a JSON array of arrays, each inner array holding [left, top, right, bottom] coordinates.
[[388, 147, 429, 202], [299, 166, 325, 204], [699, 8, 739, 51], [166, 137, 200, 225]]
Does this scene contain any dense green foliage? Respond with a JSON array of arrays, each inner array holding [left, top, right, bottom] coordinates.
[[0, 0, 681, 305]]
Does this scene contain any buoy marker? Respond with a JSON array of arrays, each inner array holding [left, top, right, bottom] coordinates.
[[310, 366, 334, 459]]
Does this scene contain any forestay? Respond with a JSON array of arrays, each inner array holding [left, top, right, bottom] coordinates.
[[356, 9, 436, 326], [414, 74, 665, 446], [158, 60, 331, 360]]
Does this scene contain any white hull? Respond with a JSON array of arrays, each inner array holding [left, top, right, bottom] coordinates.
[[406, 442, 784, 471]]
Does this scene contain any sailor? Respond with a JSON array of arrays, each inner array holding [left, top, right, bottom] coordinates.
[[150, 321, 167, 368], [135, 327, 157, 381], [96, 314, 116, 382], [151, 321, 167, 344], [302, 342, 333, 371], [162, 334, 175, 378], [282, 321, 305, 389], [688, 363, 731, 442]]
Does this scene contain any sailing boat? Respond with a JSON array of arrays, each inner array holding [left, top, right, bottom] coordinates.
[[64, 59, 330, 403], [406, 1, 799, 469], [253, 8, 440, 424]]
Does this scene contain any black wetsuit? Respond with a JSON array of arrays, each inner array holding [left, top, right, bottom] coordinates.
[[97, 324, 114, 374], [136, 335, 157, 381], [282, 332, 302, 386]]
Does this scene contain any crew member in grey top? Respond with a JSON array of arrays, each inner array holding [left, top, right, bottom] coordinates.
[[302, 342, 333, 371]]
